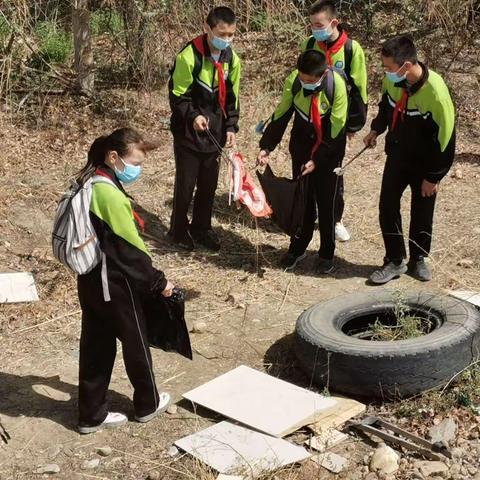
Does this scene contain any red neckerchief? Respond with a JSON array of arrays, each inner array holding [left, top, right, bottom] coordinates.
[[310, 94, 323, 159], [391, 88, 408, 130], [192, 34, 227, 118], [317, 30, 349, 67]]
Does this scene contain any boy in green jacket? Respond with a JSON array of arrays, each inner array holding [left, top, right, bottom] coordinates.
[[301, 0, 368, 242], [364, 35, 455, 284], [257, 50, 348, 274], [168, 6, 241, 251]]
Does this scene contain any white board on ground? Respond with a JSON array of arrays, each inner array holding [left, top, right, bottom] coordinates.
[[175, 421, 310, 477], [448, 290, 480, 307], [0, 272, 39, 303], [183, 365, 337, 438]]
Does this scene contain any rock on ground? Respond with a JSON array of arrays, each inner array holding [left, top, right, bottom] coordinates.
[[413, 460, 449, 478], [370, 444, 400, 474], [428, 418, 457, 445]]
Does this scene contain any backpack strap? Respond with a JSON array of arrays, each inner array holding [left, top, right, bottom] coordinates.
[[306, 36, 316, 50], [324, 69, 336, 106], [291, 75, 302, 97], [343, 37, 353, 80]]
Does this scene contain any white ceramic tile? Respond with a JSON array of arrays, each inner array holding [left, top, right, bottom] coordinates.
[[0, 272, 38, 303], [175, 421, 310, 476], [183, 365, 337, 437], [448, 289, 480, 307]]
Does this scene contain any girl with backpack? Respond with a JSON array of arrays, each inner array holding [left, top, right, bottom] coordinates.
[[75, 128, 172, 434]]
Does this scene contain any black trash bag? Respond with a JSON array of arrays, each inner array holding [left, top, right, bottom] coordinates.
[[145, 287, 193, 360], [256, 164, 308, 238]]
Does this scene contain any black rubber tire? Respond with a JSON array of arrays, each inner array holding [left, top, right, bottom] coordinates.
[[295, 289, 480, 399]]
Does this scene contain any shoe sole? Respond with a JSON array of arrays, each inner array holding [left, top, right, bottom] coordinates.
[[78, 417, 128, 434], [284, 252, 307, 272], [318, 265, 335, 274], [135, 396, 171, 423]]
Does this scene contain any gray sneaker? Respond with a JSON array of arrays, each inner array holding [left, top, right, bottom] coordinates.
[[369, 260, 407, 285], [316, 257, 335, 274], [408, 257, 432, 282]]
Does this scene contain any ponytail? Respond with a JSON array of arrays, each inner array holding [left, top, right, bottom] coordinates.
[[76, 127, 159, 185]]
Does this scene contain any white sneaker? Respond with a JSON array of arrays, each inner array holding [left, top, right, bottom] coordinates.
[[335, 222, 351, 242], [78, 411, 128, 434], [135, 392, 171, 423]]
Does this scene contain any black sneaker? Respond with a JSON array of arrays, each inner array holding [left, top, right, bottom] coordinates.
[[167, 231, 194, 251], [369, 259, 407, 285], [408, 257, 432, 282], [280, 251, 306, 271], [190, 229, 220, 252], [316, 257, 335, 274]]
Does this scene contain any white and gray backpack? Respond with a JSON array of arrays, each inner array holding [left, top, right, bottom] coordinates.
[[52, 174, 116, 275]]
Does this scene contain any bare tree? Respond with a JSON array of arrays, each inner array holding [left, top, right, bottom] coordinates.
[[73, 0, 94, 94]]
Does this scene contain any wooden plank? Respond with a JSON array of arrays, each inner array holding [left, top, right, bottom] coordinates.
[[308, 396, 366, 435]]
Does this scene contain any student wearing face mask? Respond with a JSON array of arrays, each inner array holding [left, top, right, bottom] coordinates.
[[168, 6, 241, 252], [257, 50, 348, 274], [364, 35, 456, 284], [301, 0, 368, 243], [75, 128, 173, 434]]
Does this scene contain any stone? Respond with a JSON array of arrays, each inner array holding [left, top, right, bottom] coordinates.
[[428, 418, 457, 445], [81, 459, 100, 470], [314, 452, 348, 473], [370, 444, 400, 474], [452, 169, 463, 179], [451, 448, 465, 459], [365, 474, 378, 480], [191, 321, 208, 333], [166, 404, 178, 415], [97, 446, 112, 457], [146, 472, 162, 480], [35, 464, 60, 474], [450, 463, 462, 474], [167, 446, 179, 457], [414, 460, 448, 478], [47, 445, 62, 459], [458, 259, 474, 268]]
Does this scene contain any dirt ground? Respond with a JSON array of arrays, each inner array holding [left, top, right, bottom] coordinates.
[[0, 47, 480, 479]]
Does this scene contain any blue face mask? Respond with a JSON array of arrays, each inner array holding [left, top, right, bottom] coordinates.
[[312, 21, 333, 42], [115, 157, 142, 184], [211, 36, 232, 51], [385, 63, 407, 83], [300, 78, 323, 91]]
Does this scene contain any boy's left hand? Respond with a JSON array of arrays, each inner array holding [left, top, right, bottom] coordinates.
[[302, 160, 316, 175], [226, 132, 236, 148]]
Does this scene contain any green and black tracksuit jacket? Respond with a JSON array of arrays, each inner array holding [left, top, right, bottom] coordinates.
[[301, 26, 368, 133], [169, 34, 241, 153], [259, 69, 349, 163], [371, 63, 456, 182], [88, 167, 167, 298]]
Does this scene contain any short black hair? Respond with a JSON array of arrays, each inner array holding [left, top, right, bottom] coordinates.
[[206, 6, 236, 28], [297, 50, 327, 77], [381, 35, 418, 66], [309, 0, 337, 18]]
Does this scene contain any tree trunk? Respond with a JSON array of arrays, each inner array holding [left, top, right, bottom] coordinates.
[[73, 0, 94, 94]]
